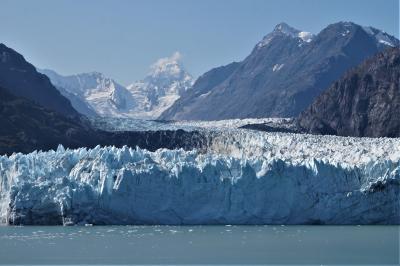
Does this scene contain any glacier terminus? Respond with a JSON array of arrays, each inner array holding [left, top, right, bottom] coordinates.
[[1, 120, 398, 225]]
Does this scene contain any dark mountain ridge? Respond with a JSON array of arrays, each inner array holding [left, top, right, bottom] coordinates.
[[160, 22, 399, 120], [0, 85, 206, 155], [0, 43, 78, 117], [297, 47, 400, 137]]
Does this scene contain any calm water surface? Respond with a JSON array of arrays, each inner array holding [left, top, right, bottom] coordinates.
[[0, 225, 398, 265]]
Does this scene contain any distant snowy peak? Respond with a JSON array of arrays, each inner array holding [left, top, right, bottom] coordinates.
[[125, 52, 194, 118], [39, 69, 125, 97], [274, 22, 314, 42], [257, 22, 399, 50], [70, 72, 125, 96], [329, 22, 399, 47], [39, 69, 135, 116], [142, 52, 193, 90], [62, 72, 136, 113], [257, 22, 315, 48], [148, 52, 186, 78], [274, 22, 300, 36], [40, 52, 193, 119]]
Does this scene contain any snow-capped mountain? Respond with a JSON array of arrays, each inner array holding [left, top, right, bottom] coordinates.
[[127, 52, 194, 118], [257, 22, 314, 48], [39, 52, 193, 119], [38, 69, 135, 117], [160, 22, 399, 120]]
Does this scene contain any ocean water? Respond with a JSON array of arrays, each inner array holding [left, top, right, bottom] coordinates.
[[0, 225, 398, 265]]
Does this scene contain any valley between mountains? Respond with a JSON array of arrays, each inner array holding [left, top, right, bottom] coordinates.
[[0, 21, 398, 225]]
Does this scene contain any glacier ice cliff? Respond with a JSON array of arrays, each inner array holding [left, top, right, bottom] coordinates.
[[0, 132, 399, 225]]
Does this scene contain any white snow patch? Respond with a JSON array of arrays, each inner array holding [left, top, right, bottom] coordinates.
[[272, 64, 284, 72], [257, 23, 314, 49], [298, 32, 313, 42], [362, 26, 398, 47], [379, 40, 395, 47], [198, 91, 212, 98], [341, 29, 350, 36]]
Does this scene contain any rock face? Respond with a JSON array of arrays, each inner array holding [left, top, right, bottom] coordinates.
[[0, 86, 96, 155], [1, 133, 399, 225], [298, 47, 400, 137], [0, 85, 206, 155], [0, 44, 78, 117], [160, 22, 399, 120], [159, 62, 240, 120], [40, 52, 193, 119], [0, 45, 206, 155]]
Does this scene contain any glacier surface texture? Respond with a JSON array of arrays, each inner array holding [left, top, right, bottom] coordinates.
[[0, 128, 399, 225]]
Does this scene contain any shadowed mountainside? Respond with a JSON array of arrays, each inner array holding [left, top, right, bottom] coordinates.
[[298, 47, 400, 137]]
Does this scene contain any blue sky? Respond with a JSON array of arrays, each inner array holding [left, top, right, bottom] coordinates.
[[1, 0, 398, 85]]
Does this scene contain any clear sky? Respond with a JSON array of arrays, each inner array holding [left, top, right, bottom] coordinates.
[[1, 0, 398, 85]]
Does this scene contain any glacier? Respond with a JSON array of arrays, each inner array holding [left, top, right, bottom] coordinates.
[[91, 117, 296, 132], [0, 127, 399, 225]]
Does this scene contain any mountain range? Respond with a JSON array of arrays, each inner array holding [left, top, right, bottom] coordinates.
[[39, 52, 193, 119], [0, 43, 202, 154], [160, 22, 399, 120], [0, 20, 398, 155]]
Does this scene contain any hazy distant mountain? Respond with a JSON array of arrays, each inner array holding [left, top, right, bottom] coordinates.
[[160, 22, 399, 120], [40, 52, 193, 119], [0, 43, 78, 117], [38, 69, 134, 117], [298, 47, 400, 137], [0, 47, 200, 154], [126, 52, 194, 119]]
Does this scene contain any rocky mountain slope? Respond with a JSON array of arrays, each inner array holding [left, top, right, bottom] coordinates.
[[0, 44, 78, 117], [0, 83, 206, 155], [0, 44, 204, 155], [0, 86, 96, 154], [298, 47, 400, 137], [160, 22, 399, 120], [40, 52, 193, 119]]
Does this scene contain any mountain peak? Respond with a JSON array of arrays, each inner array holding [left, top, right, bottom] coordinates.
[[257, 23, 314, 48], [147, 52, 187, 80], [142, 52, 193, 90], [337, 21, 357, 27], [41, 51, 194, 119], [322, 21, 399, 47], [273, 22, 300, 35]]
